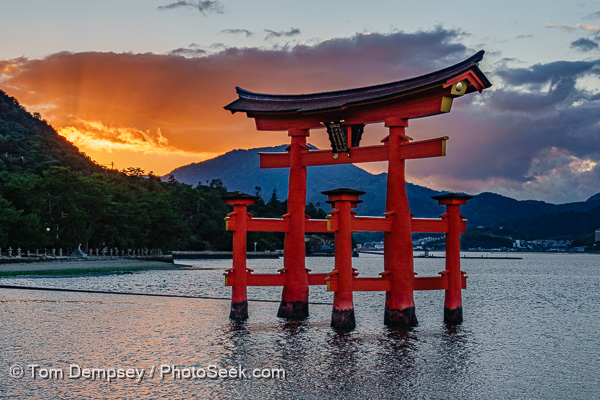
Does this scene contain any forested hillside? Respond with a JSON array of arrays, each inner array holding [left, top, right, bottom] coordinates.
[[0, 90, 322, 252]]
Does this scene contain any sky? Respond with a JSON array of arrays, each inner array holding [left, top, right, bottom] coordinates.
[[0, 0, 599, 203]]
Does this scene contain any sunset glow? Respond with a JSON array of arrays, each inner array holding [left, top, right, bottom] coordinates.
[[0, 1, 598, 201]]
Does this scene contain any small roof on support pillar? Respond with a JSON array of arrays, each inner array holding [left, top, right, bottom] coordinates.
[[321, 188, 367, 196], [221, 192, 260, 200], [224, 51, 491, 130], [322, 188, 366, 206], [221, 192, 260, 205], [432, 192, 473, 205]]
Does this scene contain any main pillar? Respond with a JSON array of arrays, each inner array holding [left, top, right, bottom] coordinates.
[[278, 129, 310, 319], [433, 193, 472, 324], [323, 188, 365, 330], [222, 193, 259, 320], [383, 118, 418, 327]]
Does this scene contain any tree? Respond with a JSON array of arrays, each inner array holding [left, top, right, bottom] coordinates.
[[123, 167, 145, 177], [167, 174, 178, 185], [0, 196, 46, 249]]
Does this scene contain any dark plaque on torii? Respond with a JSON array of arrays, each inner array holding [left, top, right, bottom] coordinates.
[[324, 123, 365, 157], [324, 122, 348, 156]]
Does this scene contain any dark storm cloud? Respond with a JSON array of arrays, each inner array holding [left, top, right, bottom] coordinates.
[[571, 38, 599, 51], [264, 28, 301, 40], [220, 29, 254, 37], [157, 1, 224, 16], [495, 60, 596, 85], [420, 56, 600, 201], [484, 79, 580, 113]]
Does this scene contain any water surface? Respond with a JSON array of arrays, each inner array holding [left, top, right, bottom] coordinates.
[[1, 253, 598, 399]]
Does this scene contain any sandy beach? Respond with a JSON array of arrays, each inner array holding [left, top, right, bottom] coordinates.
[[0, 258, 180, 276]]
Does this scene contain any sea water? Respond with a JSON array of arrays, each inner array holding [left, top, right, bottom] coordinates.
[[1, 253, 598, 399]]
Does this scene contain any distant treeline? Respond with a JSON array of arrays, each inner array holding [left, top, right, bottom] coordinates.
[[0, 167, 328, 253]]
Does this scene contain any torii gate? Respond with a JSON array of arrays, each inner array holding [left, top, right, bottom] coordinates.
[[223, 51, 491, 329]]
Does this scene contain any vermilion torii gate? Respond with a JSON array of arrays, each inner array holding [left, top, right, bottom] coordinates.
[[223, 51, 491, 329]]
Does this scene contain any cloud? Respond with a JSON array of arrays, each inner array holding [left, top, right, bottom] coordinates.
[[515, 34, 533, 39], [157, 1, 189, 10], [264, 28, 301, 40], [169, 47, 207, 57], [405, 56, 600, 202], [157, 1, 224, 16], [494, 60, 596, 86], [1, 27, 599, 202], [584, 11, 600, 20], [220, 29, 254, 37], [520, 147, 600, 203], [571, 37, 599, 51], [544, 22, 600, 31], [58, 121, 170, 153]]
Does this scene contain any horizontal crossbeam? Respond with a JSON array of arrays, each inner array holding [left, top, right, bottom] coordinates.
[[327, 276, 467, 292], [247, 218, 289, 232], [411, 218, 466, 233], [226, 273, 467, 291], [352, 216, 392, 232], [226, 216, 466, 234], [225, 272, 329, 287], [259, 137, 447, 168]]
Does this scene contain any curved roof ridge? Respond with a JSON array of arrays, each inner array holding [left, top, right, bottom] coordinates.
[[224, 51, 491, 114], [235, 51, 487, 101]]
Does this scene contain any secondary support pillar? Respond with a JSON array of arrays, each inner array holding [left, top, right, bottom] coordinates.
[[323, 188, 365, 330], [278, 129, 310, 319], [383, 118, 418, 328], [222, 193, 259, 320], [433, 193, 472, 324]]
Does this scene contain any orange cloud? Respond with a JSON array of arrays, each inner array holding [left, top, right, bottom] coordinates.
[[56, 120, 220, 173], [58, 121, 170, 152], [0, 30, 468, 174], [544, 22, 600, 31]]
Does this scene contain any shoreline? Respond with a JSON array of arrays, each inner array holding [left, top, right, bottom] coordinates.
[[0, 258, 181, 277]]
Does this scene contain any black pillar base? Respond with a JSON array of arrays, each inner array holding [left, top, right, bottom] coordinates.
[[384, 306, 418, 328], [331, 308, 356, 331], [444, 307, 463, 325], [229, 301, 248, 320], [277, 301, 309, 319]]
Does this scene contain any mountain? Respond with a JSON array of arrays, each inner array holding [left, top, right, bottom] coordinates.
[[587, 192, 600, 203], [166, 146, 600, 239], [0, 90, 102, 174], [465, 193, 600, 239], [500, 204, 600, 239], [463, 192, 600, 227], [166, 145, 444, 217]]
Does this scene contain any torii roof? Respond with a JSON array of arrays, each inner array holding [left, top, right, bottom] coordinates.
[[224, 51, 491, 116]]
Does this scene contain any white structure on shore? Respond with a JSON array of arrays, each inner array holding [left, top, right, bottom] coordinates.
[[595, 229, 600, 243]]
